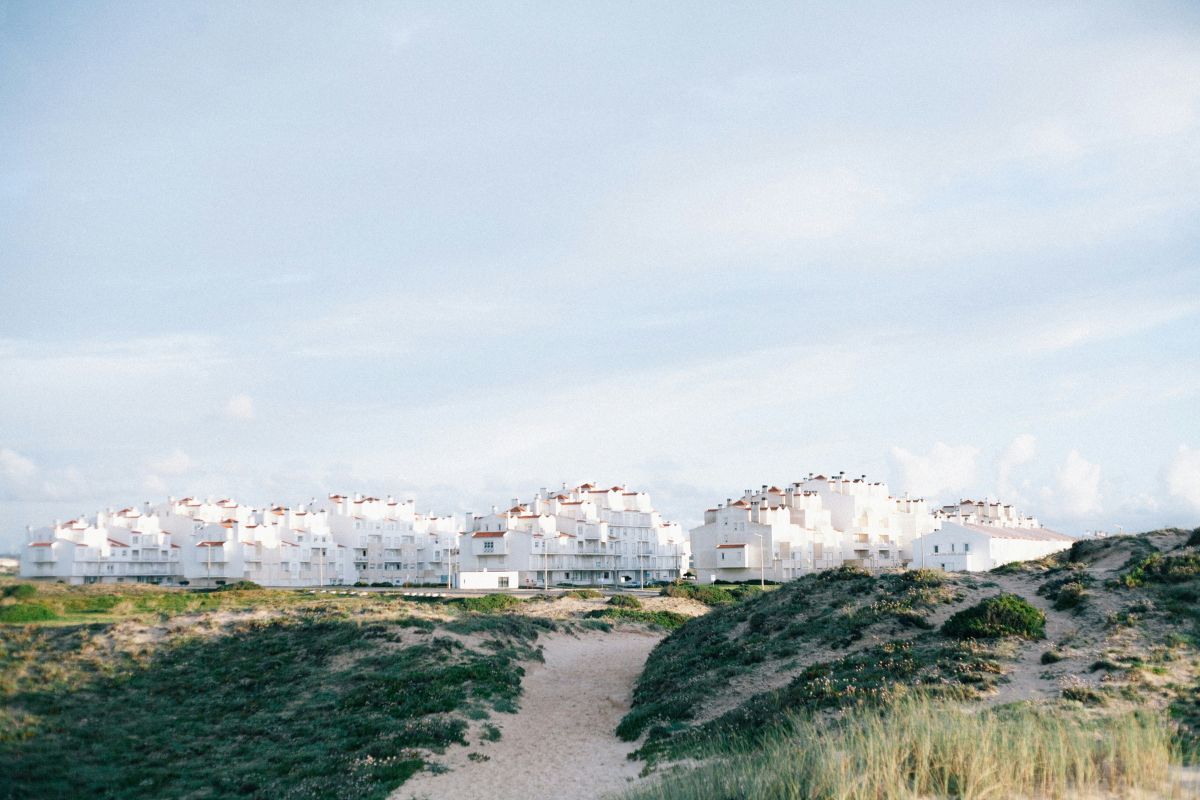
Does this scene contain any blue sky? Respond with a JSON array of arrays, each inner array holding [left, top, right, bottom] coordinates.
[[2, 1, 1199, 550]]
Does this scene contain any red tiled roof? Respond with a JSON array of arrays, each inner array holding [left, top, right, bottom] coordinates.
[[717, 543, 746, 548], [473, 531, 505, 538]]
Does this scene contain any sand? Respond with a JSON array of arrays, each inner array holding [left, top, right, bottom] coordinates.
[[396, 630, 662, 800]]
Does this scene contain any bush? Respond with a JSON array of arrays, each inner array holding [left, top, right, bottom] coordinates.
[[565, 589, 601, 599], [214, 580, 262, 592], [1122, 553, 1200, 587], [3, 584, 36, 600], [584, 608, 689, 629], [1188, 528, 1200, 548], [1041, 650, 1065, 664], [1053, 581, 1088, 610], [457, 594, 523, 614], [0, 603, 58, 623], [941, 594, 1045, 640], [608, 594, 642, 609]]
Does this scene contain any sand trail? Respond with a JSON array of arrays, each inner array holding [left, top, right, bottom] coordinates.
[[397, 630, 661, 800]]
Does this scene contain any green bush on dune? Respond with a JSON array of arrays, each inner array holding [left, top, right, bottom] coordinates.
[[941, 594, 1045, 640]]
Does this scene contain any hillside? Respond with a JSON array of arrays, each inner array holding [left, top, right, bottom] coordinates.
[[618, 528, 1200, 799], [0, 584, 703, 800]]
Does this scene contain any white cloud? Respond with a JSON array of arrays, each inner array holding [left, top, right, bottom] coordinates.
[[1165, 445, 1200, 513], [997, 434, 1037, 500], [147, 449, 192, 476], [889, 442, 980, 500], [0, 448, 37, 484], [1051, 450, 1102, 516], [226, 394, 255, 420]]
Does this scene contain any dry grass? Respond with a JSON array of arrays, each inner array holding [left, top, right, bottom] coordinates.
[[623, 695, 1183, 800]]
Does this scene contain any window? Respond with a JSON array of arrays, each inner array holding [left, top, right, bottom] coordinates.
[[498, 577, 510, 588], [963, 543, 970, 552], [483, 541, 494, 553], [933, 545, 939, 554]]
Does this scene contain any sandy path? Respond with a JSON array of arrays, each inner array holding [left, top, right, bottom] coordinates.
[[396, 630, 662, 800]]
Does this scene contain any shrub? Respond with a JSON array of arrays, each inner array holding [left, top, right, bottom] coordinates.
[[584, 608, 689, 629], [1041, 650, 1065, 664], [214, 580, 262, 592], [1123, 553, 1200, 587], [608, 594, 642, 609], [1188, 528, 1200, 548], [1054, 581, 1088, 610], [565, 589, 601, 599], [941, 594, 1045, 640], [0, 603, 58, 623], [3, 584, 36, 600], [456, 594, 523, 614]]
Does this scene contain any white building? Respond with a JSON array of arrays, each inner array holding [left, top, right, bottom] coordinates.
[[458, 483, 690, 588], [19, 492, 459, 587], [912, 500, 1073, 571], [691, 474, 938, 583]]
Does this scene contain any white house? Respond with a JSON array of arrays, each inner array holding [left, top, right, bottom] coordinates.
[[458, 483, 689, 588], [691, 473, 938, 582], [912, 500, 1073, 571]]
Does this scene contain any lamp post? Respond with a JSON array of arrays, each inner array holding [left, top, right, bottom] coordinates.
[[752, 533, 765, 587]]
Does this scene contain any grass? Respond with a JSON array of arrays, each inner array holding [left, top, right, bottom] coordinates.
[[0, 604, 57, 623], [941, 593, 1045, 640], [624, 636, 1001, 763], [620, 696, 1178, 800], [0, 610, 546, 800]]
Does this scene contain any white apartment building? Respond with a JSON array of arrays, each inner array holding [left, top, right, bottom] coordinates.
[[458, 483, 690, 588], [20, 492, 458, 587], [691, 473, 938, 583], [912, 499, 1073, 571], [326, 493, 459, 586]]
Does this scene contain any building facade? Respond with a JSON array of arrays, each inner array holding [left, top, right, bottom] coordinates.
[[458, 483, 690, 588], [690, 473, 938, 582], [912, 499, 1072, 571], [19, 492, 458, 587]]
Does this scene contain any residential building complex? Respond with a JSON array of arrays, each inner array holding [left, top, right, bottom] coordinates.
[[690, 473, 938, 583], [458, 483, 690, 588], [19, 493, 457, 588]]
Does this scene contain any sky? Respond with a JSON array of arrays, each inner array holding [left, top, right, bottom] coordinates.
[[1, 1, 1199, 551]]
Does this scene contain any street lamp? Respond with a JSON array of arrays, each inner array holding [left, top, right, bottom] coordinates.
[[752, 533, 765, 587]]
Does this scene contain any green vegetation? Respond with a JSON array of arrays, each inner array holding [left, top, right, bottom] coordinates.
[[0, 604, 57, 623], [660, 582, 767, 605], [0, 611, 545, 800], [621, 696, 1177, 800], [1122, 552, 1200, 587], [1041, 650, 1064, 664], [1, 584, 36, 600], [618, 569, 972, 761], [607, 594, 642, 609], [941, 594, 1045, 640], [565, 588, 602, 599], [584, 608, 689, 630], [452, 593, 524, 614]]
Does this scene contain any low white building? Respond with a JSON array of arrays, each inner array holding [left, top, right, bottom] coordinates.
[[691, 474, 938, 582], [912, 500, 1073, 571], [458, 483, 689, 588]]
